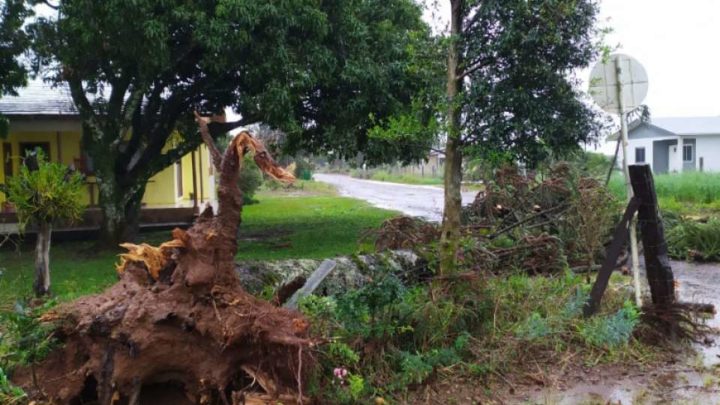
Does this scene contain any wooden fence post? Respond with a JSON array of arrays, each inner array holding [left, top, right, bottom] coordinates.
[[583, 197, 640, 316], [629, 164, 676, 307]]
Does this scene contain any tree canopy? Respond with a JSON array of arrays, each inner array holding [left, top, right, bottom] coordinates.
[[27, 0, 435, 242], [460, 0, 605, 168], [0, 0, 32, 137]]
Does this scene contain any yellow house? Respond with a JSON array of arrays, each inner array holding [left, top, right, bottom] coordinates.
[[0, 81, 217, 230]]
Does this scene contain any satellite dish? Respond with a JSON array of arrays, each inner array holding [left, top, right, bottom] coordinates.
[[589, 53, 648, 115]]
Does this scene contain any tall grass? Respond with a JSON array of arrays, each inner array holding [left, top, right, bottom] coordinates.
[[608, 171, 720, 213]]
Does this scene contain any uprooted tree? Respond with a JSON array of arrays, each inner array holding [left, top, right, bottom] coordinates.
[[15, 115, 315, 404]]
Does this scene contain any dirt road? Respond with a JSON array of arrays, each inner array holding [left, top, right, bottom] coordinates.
[[313, 173, 477, 221]]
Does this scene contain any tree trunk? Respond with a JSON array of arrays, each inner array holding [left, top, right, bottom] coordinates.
[[439, 0, 464, 275], [33, 221, 52, 297], [97, 178, 147, 245]]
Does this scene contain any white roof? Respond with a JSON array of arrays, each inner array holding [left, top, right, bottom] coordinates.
[[650, 117, 720, 136], [0, 79, 77, 116]]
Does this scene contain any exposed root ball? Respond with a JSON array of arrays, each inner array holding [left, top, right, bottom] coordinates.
[[14, 117, 313, 404], [636, 302, 715, 345]]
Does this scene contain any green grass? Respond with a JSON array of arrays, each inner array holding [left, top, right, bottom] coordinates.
[[0, 241, 119, 309], [0, 182, 397, 307], [347, 168, 444, 186], [237, 189, 397, 261], [369, 170, 444, 186], [609, 171, 720, 215]]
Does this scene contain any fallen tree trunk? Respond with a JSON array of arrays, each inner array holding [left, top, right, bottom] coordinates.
[[16, 114, 313, 404], [236, 250, 424, 296]]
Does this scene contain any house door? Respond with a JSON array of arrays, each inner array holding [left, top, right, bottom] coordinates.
[[668, 144, 680, 173]]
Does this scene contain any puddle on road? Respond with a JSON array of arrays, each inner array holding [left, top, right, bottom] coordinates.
[[521, 261, 720, 405]]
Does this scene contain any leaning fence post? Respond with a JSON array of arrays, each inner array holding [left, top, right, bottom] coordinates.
[[584, 197, 640, 316], [629, 164, 676, 307]]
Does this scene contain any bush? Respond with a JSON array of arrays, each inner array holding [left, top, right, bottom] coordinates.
[[300, 272, 484, 402], [0, 367, 25, 404], [238, 155, 263, 204], [294, 158, 315, 180], [580, 301, 639, 349], [666, 218, 720, 261]]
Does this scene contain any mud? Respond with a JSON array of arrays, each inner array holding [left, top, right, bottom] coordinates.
[[14, 124, 313, 404]]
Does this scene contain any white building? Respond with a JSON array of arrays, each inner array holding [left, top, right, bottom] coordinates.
[[612, 117, 720, 173]]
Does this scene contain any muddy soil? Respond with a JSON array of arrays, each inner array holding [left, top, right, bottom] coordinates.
[[509, 260, 720, 404]]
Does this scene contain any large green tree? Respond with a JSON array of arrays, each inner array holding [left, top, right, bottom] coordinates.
[[28, 0, 434, 244], [0, 0, 32, 136], [439, 0, 605, 273]]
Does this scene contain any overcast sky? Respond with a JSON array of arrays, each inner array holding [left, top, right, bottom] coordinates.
[[425, 0, 720, 118], [593, 0, 720, 118]]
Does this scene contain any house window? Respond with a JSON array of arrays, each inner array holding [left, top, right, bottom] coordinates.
[[635, 147, 646, 163], [19, 142, 51, 162], [683, 144, 693, 162]]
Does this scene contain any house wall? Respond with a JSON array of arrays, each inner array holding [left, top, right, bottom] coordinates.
[[179, 145, 214, 206], [695, 136, 720, 171], [142, 165, 178, 206], [0, 125, 90, 205], [626, 123, 679, 173], [2, 119, 216, 210], [625, 138, 655, 166]]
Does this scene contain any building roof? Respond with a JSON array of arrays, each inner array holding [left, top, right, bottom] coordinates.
[[649, 117, 720, 136], [0, 79, 78, 116], [608, 116, 720, 142]]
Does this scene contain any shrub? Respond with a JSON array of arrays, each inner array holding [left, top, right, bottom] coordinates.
[[666, 218, 720, 261], [580, 301, 639, 349], [0, 151, 85, 296], [294, 158, 315, 180], [238, 155, 263, 204], [299, 272, 484, 401]]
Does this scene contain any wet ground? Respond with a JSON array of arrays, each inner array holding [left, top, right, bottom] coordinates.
[[313, 173, 476, 221], [516, 260, 720, 405]]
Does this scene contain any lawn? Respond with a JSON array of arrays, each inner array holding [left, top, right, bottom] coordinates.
[[237, 186, 396, 260], [0, 181, 397, 307], [368, 170, 444, 186]]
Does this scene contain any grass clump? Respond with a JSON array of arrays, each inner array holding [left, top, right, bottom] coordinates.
[[666, 218, 720, 261], [608, 171, 720, 215]]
